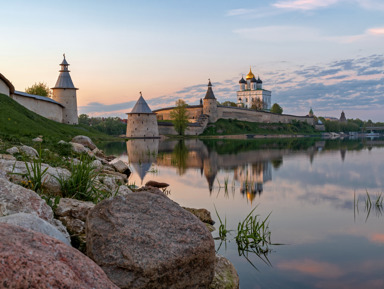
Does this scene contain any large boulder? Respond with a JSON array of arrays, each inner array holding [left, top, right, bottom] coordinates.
[[210, 255, 240, 289], [0, 212, 70, 245], [71, 135, 97, 150], [0, 223, 118, 289], [0, 176, 69, 238], [86, 192, 215, 289]]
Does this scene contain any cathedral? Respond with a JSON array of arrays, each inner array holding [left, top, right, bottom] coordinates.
[[237, 67, 271, 110]]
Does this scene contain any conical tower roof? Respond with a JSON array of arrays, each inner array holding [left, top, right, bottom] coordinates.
[[129, 93, 153, 114], [52, 54, 77, 89], [204, 79, 216, 100]]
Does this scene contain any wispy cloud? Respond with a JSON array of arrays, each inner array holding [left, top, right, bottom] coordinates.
[[79, 54, 384, 121], [273, 0, 340, 10], [233, 26, 322, 42]]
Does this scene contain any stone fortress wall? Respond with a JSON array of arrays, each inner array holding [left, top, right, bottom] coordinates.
[[0, 55, 78, 125], [12, 93, 63, 123]]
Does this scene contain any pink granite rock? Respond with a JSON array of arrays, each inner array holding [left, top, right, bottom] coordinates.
[[86, 192, 215, 289], [0, 223, 118, 289]]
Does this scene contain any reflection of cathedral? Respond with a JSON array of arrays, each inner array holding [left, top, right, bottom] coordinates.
[[234, 162, 272, 203]]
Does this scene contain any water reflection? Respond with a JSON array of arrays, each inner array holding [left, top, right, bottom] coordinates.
[[118, 138, 384, 288], [125, 138, 384, 203]]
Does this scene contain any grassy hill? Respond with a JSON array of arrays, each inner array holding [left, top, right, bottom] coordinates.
[[0, 93, 113, 146]]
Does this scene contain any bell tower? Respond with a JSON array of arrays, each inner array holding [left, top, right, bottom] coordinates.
[[52, 54, 79, 124]]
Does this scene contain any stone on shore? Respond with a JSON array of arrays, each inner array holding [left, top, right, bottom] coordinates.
[[210, 255, 240, 289], [86, 192, 215, 289], [70, 142, 89, 154], [0, 223, 118, 289], [0, 176, 69, 238], [183, 207, 215, 225], [0, 212, 70, 245], [111, 160, 131, 176], [71, 135, 97, 150], [6, 146, 19, 155], [19, 145, 39, 158]]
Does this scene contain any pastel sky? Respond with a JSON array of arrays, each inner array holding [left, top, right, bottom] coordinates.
[[1, 0, 384, 121]]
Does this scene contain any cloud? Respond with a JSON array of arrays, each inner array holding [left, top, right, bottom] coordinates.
[[233, 25, 324, 43], [277, 259, 344, 278], [79, 54, 384, 121], [273, 0, 340, 10]]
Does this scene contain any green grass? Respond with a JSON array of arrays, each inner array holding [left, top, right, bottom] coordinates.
[[0, 93, 115, 149], [201, 118, 319, 136]]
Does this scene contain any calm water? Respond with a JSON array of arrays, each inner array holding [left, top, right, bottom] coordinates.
[[99, 138, 384, 289]]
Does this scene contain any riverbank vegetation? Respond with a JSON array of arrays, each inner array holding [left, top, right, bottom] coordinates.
[[0, 94, 117, 150], [201, 119, 318, 136], [318, 117, 384, 132]]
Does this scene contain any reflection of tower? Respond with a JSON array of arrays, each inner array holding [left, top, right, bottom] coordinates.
[[340, 149, 346, 162], [126, 139, 159, 183], [203, 151, 218, 194], [234, 161, 272, 203]]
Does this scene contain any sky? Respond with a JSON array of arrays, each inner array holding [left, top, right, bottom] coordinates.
[[1, 0, 384, 121]]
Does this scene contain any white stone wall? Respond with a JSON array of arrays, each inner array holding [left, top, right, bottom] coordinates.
[[126, 113, 159, 138], [52, 88, 78, 124], [11, 94, 63, 122], [0, 79, 10, 96], [218, 106, 314, 125]]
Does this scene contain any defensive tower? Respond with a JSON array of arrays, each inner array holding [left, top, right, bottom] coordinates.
[[52, 54, 79, 124], [203, 79, 218, 123], [126, 92, 159, 138]]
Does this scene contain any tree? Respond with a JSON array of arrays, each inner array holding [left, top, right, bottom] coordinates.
[[251, 98, 264, 110], [170, 99, 189, 136], [271, 103, 283, 114], [221, 101, 237, 107], [25, 82, 52, 98]]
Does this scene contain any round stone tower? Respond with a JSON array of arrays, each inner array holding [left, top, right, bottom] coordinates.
[[126, 92, 159, 138], [203, 79, 218, 123], [52, 54, 78, 124]]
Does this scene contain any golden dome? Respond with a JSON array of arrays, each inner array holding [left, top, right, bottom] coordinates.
[[246, 67, 255, 80]]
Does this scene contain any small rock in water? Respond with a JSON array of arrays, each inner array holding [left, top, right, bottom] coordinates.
[[145, 180, 169, 188]]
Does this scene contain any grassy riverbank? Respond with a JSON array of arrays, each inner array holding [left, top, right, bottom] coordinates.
[[0, 94, 117, 149], [200, 119, 319, 136]]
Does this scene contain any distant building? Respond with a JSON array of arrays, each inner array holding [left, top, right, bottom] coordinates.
[[340, 111, 346, 122], [237, 67, 271, 110], [308, 108, 314, 117], [0, 55, 79, 124]]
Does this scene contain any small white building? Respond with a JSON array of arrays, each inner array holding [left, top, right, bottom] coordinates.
[[237, 67, 271, 110]]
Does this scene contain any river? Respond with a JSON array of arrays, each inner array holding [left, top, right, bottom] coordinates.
[[99, 137, 384, 289]]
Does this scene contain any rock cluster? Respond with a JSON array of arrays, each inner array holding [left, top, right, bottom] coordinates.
[[0, 135, 239, 288]]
